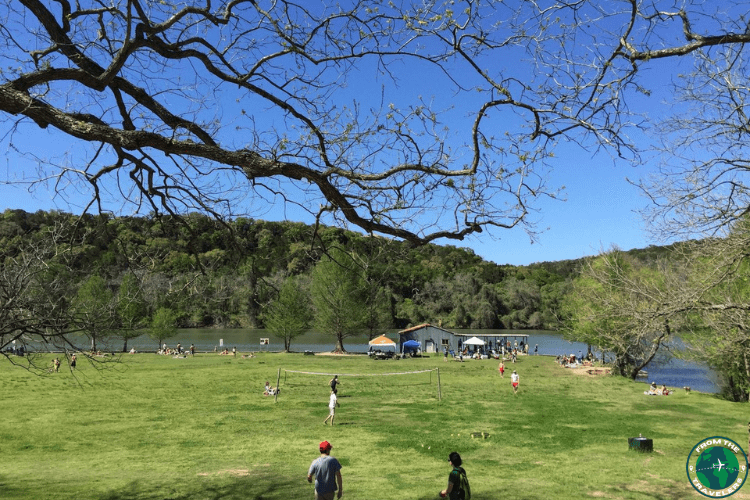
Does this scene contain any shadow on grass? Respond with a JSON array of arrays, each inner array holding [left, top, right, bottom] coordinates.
[[0, 475, 24, 500], [413, 493, 546, 500], [94, 475, 309, 500], [603, 480, 702, 500]]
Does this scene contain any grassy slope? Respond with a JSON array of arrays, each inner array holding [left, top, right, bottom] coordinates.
[[1, 353, 748, 500]]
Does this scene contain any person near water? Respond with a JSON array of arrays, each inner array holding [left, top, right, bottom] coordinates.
[[498, 361, 505, 378], [511, 370, 519, 395], [307, 440, 343, 499]]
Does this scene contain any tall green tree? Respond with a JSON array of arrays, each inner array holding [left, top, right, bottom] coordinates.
[[563, 250, 677, 379], [669, 223, 750, 401], [73, 275, 115, 352], [148, 307, 178, 351], [116, 273, 147, 352], [262, 276, 313, 352], [362, 285, 393, 340], [311, 249, 368, 352]]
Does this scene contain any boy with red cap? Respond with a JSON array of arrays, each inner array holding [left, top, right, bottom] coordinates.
[[307, 440, 343, 499]]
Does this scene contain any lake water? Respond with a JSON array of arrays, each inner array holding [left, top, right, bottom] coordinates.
[[90, 328, 721, 394]]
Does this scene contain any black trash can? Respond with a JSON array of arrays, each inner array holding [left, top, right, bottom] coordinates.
[[628, 437, 653, 452]]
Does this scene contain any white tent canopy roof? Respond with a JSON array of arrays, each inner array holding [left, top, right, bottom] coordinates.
[[462, 336, 485, 346], [368, 335, 396, 347]]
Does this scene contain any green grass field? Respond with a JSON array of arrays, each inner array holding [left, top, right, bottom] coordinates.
[[1, 352, 748, 500]]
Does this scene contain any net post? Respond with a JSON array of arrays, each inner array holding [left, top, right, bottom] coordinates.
[[274, 367, 281, 403], [436, 368, 442, 401]]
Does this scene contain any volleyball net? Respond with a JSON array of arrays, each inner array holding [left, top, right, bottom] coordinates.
[[278, 367, 442, 400]]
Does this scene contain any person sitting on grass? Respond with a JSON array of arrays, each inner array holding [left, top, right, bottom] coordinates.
[[263, 381, 278, 396]]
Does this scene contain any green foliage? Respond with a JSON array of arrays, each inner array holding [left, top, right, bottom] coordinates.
[[671, 221, 750, 401], [115, 273, 147, 352], [73, 275, 115, 351], [262, 276, 313, 352], [1, 353, 747, 500], [148, 307, 178, 349], [0, 209, 579, 334], [310, 249, 369, 351], [563, 251, 674, 379]]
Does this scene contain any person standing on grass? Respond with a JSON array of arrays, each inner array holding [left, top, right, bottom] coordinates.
[[70, 354, 77, 370], [498, 361, 505, 378], [511, 370, 519, 395], [440, 451, 470, 499], [329, 375, 340, 394], [190, 344, 195, 356], [308, 440, 343, 499], [323, 390, 340, 425]]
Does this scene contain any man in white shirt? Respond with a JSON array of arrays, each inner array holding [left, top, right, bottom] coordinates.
[[323, 390, 340, 425]]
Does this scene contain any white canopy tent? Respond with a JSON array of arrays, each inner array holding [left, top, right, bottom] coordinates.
[[462, 336, 485, 346], [368, 335, 397, 349]]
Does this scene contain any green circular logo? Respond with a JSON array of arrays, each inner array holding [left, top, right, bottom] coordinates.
[[687, 436, 747, 497]]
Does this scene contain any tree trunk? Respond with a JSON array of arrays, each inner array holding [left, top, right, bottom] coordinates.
[[628, 326, 669, 380], [335, 333, 346, 353]]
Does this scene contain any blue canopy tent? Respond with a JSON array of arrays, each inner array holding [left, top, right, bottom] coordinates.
[[402, 339, 421, 356]]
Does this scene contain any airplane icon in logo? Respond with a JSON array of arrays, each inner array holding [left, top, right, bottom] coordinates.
[[716, 459, 725, 471]]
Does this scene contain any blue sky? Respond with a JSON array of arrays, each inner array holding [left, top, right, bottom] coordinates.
[[0, 1, 694, 267], [0, 146, 656, 267], [458, 158, 653, 265]]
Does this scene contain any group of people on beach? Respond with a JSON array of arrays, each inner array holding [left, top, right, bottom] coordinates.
[[158, 343, 197, 356], [644, 381, 670, 396], [556, 352, 594, 368]]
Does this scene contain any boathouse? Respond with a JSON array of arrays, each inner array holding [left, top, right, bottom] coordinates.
[[398, 323, 457, 353], [398, 324, 529, 354]]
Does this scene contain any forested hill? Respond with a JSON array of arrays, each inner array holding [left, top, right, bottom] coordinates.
[[0, 209, 653, 331]]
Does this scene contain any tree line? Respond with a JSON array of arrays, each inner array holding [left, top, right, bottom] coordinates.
[[4, 208, 750, 401], [563, 220, 750, 402], [0, 208, 577, 349]]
